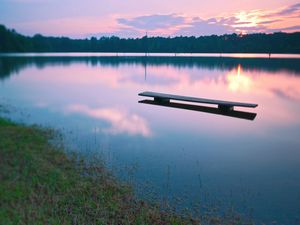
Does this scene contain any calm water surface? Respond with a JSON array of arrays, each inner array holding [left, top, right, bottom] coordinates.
[[1, 54, 300, 224]]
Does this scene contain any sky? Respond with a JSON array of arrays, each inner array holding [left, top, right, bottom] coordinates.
[[0, 0, 299, 38]]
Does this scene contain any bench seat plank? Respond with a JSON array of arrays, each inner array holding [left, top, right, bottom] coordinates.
[[139, 91, 258, 108]]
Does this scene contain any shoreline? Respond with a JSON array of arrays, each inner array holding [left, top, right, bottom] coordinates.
[[1, 52, 300, 59], [0, 116, 254, 225], [0, 117, 196, 224]]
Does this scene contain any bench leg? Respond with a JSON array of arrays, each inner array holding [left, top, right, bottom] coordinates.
[[218, 105, 234, 111], [154, 97, 170, 103]]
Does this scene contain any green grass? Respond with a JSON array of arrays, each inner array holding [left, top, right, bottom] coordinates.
[[0, 117, 199, 225]]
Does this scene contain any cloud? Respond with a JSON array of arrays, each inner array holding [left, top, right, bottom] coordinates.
[[219, 16, 239, 25], [112, 3, 300, 37], [259, 3, 300, 20], [117, 14, 185, 30], [14, 3, 299, 38], [222, 3, 300, 34], [267, 25, 300, 32], [175, 19, 234, 36], [280, 25, 300, 30], [115, 14, 236, 36], [274, 3, 300, 16], [234, 25, 267, 32], [65, 105, 152, 137], [258, 19, 282, 25]]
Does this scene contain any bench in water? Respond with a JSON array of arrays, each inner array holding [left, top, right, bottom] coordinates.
[[138, 91, 258, 111]]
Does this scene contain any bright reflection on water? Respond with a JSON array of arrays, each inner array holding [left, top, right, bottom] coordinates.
[[1, 55, 300, 225]]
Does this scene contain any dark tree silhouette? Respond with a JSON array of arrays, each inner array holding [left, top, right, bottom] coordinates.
[[1, 24, 300, 53]]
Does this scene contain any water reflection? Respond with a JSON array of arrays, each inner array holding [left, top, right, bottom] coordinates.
[[139, 99, 257, 120], [1, 56, 300, 134], [0, 55, 300, 225], [227, 64, 253, 92], [65, 104, 151, 137], [2, 56, 300, 81]]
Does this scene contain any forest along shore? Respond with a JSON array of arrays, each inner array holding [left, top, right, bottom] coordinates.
[[1, 24, 300, 53]]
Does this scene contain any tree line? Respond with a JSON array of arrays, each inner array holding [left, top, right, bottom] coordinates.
[[1, 24, 300, 53]]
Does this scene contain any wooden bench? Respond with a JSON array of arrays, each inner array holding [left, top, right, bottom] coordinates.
[[138, 91, 258, 111]]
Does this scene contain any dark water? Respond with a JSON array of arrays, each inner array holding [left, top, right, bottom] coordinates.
[[1, 54, 300, 225]]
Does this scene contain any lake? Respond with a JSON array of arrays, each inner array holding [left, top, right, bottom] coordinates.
[[1, 53, 300, 225]]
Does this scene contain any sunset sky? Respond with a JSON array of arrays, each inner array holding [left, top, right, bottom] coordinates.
[[0, 0, 299, 38]]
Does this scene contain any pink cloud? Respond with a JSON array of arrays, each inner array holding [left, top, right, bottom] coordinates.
[[112, 3, 300, 37]]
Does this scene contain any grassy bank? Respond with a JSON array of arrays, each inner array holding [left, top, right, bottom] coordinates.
[[0, 117, 199, 225]]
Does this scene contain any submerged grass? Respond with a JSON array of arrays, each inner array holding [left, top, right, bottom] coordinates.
[[0, 117, 199, 225]]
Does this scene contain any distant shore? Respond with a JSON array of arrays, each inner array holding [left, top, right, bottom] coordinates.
[[1, 52, 300, 58], [1, 24, 300, 54]]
